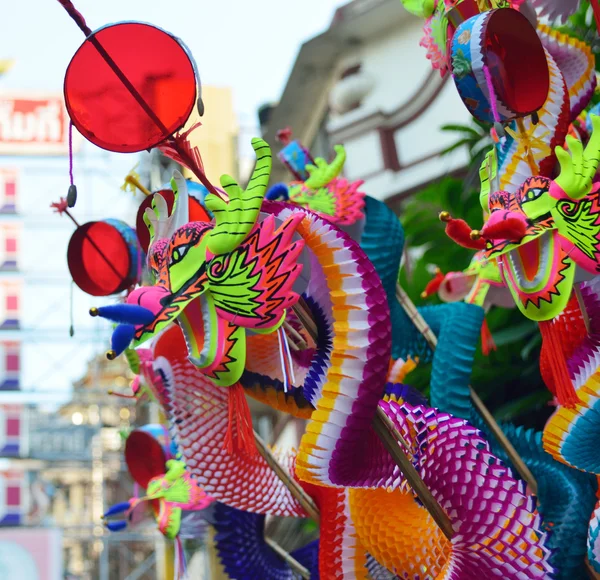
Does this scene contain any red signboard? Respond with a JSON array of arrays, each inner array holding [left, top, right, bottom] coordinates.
[[0, 94, 70, 155]]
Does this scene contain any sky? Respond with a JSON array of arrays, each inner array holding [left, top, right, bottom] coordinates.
[[0, 0, 344, 130]]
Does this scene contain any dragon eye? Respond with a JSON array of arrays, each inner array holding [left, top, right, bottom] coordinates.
[[523, 188, 545, 202], [169, 244, 191, 266]]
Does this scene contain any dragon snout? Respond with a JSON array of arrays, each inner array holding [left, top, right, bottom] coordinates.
[[479, 210, 528, 242], [90, 287, 171, 360]]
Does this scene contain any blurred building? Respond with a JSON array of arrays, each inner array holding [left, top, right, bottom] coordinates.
[[261, 0, 473, 208], [181, 86, 239, 186]]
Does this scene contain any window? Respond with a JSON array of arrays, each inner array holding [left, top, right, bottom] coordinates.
[[5, 238, 16, 254], [5, 418, 18, 437], [5, 296, 17, 312], [4, 182, 15, 200], [6, 354, 19, 373]]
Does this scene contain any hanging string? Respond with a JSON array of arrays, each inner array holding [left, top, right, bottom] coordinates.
[[67, 122, 77, 208], [55, 0, 92, 36], [277, 327, 288, 392], [277, 326, 296, 393], [69, 280, 74, 337], [68, 122, 74, 186], [283, 327, 295, 385]]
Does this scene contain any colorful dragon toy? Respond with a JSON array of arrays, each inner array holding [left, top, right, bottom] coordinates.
[[129, 320, 553, 578], [101, 427, 214, 577], [266, 140, 366, 229], [413, 0, 600, 409], [58, 1, 572, 575], [93, 138, 305, 389], [104, 424, 324, 580], [541, 277, 600, 572]]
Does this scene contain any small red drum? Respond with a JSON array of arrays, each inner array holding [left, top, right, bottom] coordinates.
[[64, 22, 198, 153], [124, 425, 173, 488], [68, 219, 142, 296], [451, 8, 549, 124]]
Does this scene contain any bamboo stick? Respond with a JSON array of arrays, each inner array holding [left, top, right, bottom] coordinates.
[[395, 283, 539, 496], [575, 284, 591, 335], [253, 431, 320, 524], [290, 299, 454, 540], [283, 321, 308, 351], [373, 406, 454, 540], [265, 538, 311, 579]]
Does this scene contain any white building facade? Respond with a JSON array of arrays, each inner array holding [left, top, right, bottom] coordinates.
[[264, 0, 474, 206]]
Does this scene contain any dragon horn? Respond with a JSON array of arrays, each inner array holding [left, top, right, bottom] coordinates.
[[143, 192, 170, 247], [205, 138, 272, 255], [304, 144, 346, 189], [479, 149, 497, 215], [168, 170, 190, 237], [164, 460, 187, 482]]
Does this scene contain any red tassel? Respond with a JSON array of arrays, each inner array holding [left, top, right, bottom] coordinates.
[[538, 318, 581, 408], [223, 382, 257, 456], [480, 317, 497, 356], [540, 295, 587, 402], [440, 212, 486, 250], [480, 210, 527, 241], [421, 269, 445, 299]]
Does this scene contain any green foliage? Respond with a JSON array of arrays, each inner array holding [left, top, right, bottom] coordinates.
[[440, 120, 493, 169], [398, 177, 549, 429]]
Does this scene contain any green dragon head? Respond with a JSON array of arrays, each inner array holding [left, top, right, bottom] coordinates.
[[92, 139, 306, 386]]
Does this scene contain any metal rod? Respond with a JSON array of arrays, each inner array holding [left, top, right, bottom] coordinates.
[[395, 283, 539, 495], [265, 538, 310, 579], [253, 431, 320, 524]]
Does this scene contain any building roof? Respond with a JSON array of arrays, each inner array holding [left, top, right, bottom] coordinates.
[[263, 0, 413, 182]]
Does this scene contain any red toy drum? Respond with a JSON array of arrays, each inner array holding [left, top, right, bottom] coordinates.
[[451, 8, 549, 124], [68, 219, 142, 296], [124, 425, 172, 489], [64, 22, 198, 153]]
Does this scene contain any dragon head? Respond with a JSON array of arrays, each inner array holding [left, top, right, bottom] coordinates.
[[269, 144, 366, 226], [104, 459, 213, 540], [477, 115, 600, 320], [421, 253, 511, 309], [93, 139, 306, 386]]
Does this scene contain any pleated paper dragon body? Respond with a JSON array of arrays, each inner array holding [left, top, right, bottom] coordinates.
[[104, 422, 323, 580]]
